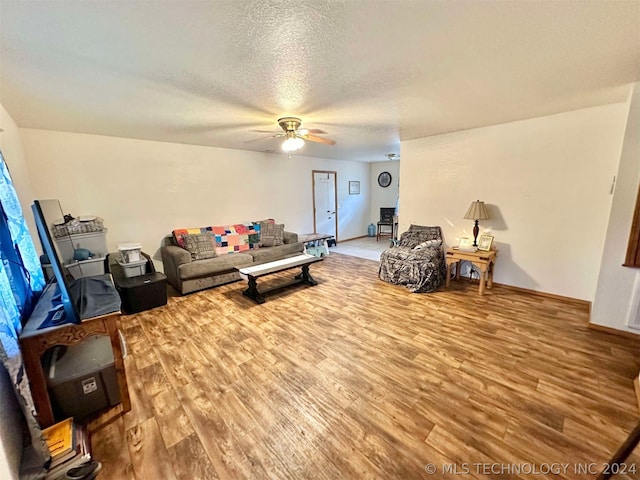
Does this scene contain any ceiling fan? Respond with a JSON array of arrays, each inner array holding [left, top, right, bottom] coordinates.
[[250, 117, 336, 152]]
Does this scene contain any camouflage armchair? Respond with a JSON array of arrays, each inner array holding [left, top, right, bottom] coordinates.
[[378, 225, 446, 293]]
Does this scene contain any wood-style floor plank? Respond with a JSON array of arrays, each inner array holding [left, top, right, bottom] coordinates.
[[149, 387, 195, 449], [88, 411, 135, 480], [168, 433, 220, 480], [127, 417, 178, 480], [89, 253, 640, 479]]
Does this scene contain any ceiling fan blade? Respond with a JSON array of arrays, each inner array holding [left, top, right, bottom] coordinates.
[[301, 134, 336, 145], [298, 128, 327, 136], [244, 134, 282, 143], [251, 129, 282, 134]]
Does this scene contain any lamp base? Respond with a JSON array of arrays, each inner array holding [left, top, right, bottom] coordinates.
[[473, 220, 479, 247]]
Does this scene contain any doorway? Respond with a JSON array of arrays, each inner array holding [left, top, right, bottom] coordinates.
[[312, 170, 338, 241]]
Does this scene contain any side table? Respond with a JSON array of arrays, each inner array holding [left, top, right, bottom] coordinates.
[[19, 283, 131, 427], [445, 248, 498, 295]]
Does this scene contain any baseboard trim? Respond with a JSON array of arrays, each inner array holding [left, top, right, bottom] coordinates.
[[635, 376, 640, 413], [587, 322, 640, 340], [492, 282, 591, 308]]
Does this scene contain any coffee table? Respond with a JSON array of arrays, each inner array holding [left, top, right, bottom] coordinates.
[[299, 233, 335, 257], [236, 254, 323, 304]]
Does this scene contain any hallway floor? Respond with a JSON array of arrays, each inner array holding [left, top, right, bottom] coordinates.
[[330, 236, 391, 261]]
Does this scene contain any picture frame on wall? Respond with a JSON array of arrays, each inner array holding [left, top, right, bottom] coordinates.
[[349, 181, 360, 195], [478, 235, 494, 251]]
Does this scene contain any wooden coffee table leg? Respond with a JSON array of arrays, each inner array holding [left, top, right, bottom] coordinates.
[[300, 265, 317, 286], [243, 276, 265, 304]]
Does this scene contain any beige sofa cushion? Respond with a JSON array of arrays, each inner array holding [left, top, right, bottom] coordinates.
[[248, 242, 303, 264], [178, 253, 253, 280]]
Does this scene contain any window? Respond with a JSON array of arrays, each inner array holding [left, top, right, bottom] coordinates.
[[0, 150, 50, 471], [0, 150, 45, 336]]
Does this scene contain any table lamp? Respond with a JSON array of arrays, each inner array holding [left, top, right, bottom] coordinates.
[[464, 200, 490, 247]]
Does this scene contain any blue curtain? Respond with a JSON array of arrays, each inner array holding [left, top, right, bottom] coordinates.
[[0, 150, 50, 477]]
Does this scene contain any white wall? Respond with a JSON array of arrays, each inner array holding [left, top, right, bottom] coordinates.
[[369, 161, 400, 225], [591, 83, 640, 333], [19, 129, 370, 267], [400, 103, 629, 301]]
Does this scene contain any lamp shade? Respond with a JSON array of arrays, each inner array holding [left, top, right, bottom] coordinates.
[[463, 200, 490, 220]]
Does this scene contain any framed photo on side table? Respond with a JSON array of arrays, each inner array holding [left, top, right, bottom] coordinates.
[[349, 181, 360, 195], [457, 236, 476, 252], [478, 235, 494, 251], [458, 237, 472, 248]]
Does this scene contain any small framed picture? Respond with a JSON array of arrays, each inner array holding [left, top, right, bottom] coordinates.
[[458, 237, 472, 248], [349, 181, 360, 195], [478, 235, 494, 251]]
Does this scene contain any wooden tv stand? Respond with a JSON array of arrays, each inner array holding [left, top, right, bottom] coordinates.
[[19, 282, 131, 428]]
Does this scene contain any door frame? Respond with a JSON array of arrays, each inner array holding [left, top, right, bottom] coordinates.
[[311, 170, 338, 242]]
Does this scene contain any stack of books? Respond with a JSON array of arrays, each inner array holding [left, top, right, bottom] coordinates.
[[42, 418, 92, 480]]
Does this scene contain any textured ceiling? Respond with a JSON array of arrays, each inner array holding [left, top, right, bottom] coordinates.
[[1, 1, 639, 162]]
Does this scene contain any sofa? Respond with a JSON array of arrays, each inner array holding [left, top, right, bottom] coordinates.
[[160, 220, 304, 294], [378, 225, 446, 293]]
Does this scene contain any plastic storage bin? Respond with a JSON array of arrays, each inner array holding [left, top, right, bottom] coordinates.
[[64, 256, 106, 280], [43, 335, 121, 422], [108, 251, 167, 313], [118, 243, 142, 263], [55, 230, 108, 264], [52, 216, 104, 237], [116, 272, 167, 314], [116, 257, 146, 277]]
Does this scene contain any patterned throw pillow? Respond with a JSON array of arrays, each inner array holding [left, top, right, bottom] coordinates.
[[260, 222, 284, 247], [255, 218, 274, 246], [413, 239, 442, 251], [183, 233, 218, 260], [400, 230, 441, 249], [173, 228, 204, 248]]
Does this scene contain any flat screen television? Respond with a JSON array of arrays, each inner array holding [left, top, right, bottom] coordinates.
[[32, 199, 81, 326], [31, 199, 120, 328]]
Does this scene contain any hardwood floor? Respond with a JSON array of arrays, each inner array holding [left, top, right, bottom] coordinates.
[[89, 253, 640, 479]]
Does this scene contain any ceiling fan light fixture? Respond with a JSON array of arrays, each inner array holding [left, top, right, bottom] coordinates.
[[282, 134, 304, 152]]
